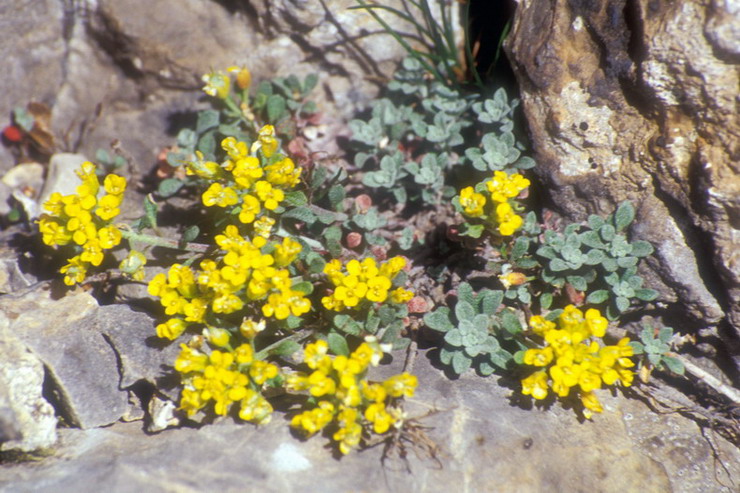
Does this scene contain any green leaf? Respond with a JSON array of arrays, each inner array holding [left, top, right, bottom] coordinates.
[[588, 215, 605, 230], [614, 201, 635, 231], [580, 230, 606, 250], [628, 341, 644, 354], [439, 347, 454, 365], [635, 288, 658, 301], [282, 206, 317, 224], [459, 223, 485, 238], [586, 290, 610, 304], [283, 191, 308, 207], [663, 356, 685, 375], [540, 292, 553, 310], [327, 332, 349, 356], [455, 301, 476, 323], [658, 327, 674, 343], [305, 252, 326, 274], [478, 360, 496, 376], [291, 281, 314, 295], [630, 240, 654, 257], [302, 73, 319, 95], [196, 110, 220, 134], [444, 329, 463, 347], [615, 296, 631, 312], [333, 314, 362, 336], [511, 236, 530, 260], [479, 290, 504, 315], [270, 340, 301, 357], [180, 225, 199, 243], [328, 185, 345, 210], [567, 275, 587, 292], [144, 196, 158, 230], [513, 350, 526, 365], [600, 224, 616, 241], [501, 309, 522, 334], [451, 351, 472, 375], [550, 258, 570, 272], [456, 283, 476, 309], [424, 308, 454, 332], [157, 178, 184, 198], [267, 94, 287, 122], [584, 249, 606, 265]]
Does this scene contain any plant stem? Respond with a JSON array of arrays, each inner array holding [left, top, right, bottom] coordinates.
[[669, 353, 740, 405], [255, 331, 308, 360], [120, 229, 210, 253]]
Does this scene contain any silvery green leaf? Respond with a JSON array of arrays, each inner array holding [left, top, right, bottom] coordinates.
[[457, 283, 477, 309], [580, 230, 606, 249], [615, 296, 631, 312], [567, 275, 588, 292], [614, 201, 636, 231], [588, 214, 605, 230], [452, 351, 473, 375], [515, 156, 536, 169], [629, 341, 644, 354], [635, 288, 658, 301], [585, 249, 606, 265], [617, 256, 638, 268], [478, 360, 496, 376], [501, 309, 522, 334], [479, 289, 504, 315], [658, 327, 674, 343], [424, 308, 454, 332], [602, 258, 619, 272], [631, 240, 654, 257], [586, 290, 609, 304], [648, 352, 662, 366], [444, 329, 464, 347], [440, 347, 454, 365], [663, 356, 685, 375], [540, 292, 553, 309], [550, 258, 570, 272], [536, 246, 558, 260], [600, 224, 616, 241], [455, 300, 476, 323]]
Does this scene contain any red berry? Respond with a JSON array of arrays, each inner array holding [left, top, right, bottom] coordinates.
[[2, 125, 22, 143]]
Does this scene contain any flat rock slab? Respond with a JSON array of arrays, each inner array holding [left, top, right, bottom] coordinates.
[[1, 352, 736, 492]]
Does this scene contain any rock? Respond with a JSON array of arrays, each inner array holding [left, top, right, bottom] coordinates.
[[146, 395, 179, 433], [0, 0, 66, 173], [95, 303, 181, 396], [1, 287, 128, 429], [1, 352, 737, 491], [0, 312, 57, 452], [505, 0, 740, 353], [0, 247, 35, 294]]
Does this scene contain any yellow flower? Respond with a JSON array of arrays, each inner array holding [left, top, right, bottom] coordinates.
[[495, 201, 523, 236], [580, 391, 603, 419], [523, 346, 554, 367], [459, 186, 486, 217], [103, 174, 127, 195], [253, 125, 278, 158], [202, 71, 231, 99], [228, 65, 252, 90], [119, 250, 146, 281], [156, 318, 187, 340], [274, 237, 302, 267], [239, 318, 266, 339], [202, 183, 239, 207], [521, 371, 549, 400], [238, 194, 261, 224], [383, 372, 417, 398], [204, 327, 231, 348], [60, 255, 88, 285], [390, 287, 414, 304], [254, 180, 284, 210], [365, 403, 395, 434]]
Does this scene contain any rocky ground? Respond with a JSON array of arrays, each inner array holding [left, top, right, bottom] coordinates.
[[1, 1, 738, 492]]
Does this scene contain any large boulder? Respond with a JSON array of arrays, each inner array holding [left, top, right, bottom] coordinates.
[[505, 0, 739, 369]]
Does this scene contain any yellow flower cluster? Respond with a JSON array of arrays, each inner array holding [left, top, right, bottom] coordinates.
[[520, 305, 635, 418], [175, 342, 278, 424], [321, 257, 414, 311], [148, 226, 310, 341], [288, 339, 418, 454], [458, 170, 530, 236], [38, 162, 126, 285], [194, 130, 301, 242]]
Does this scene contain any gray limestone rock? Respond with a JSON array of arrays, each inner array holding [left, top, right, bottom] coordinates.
[[2, 287, 128, 429], [0, 312, 57, 453]]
